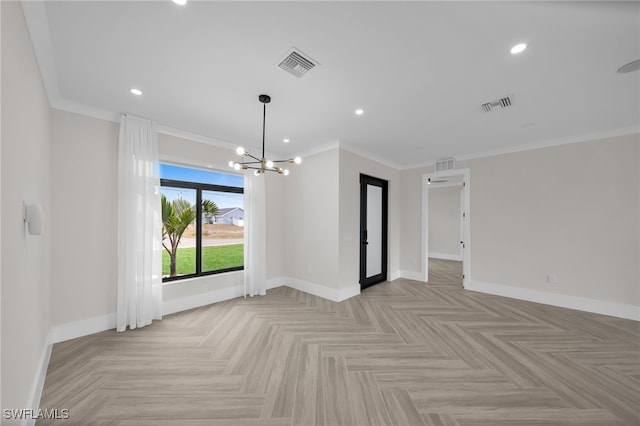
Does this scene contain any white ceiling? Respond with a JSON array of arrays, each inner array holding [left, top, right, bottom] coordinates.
[[23, 1, 640, 168]]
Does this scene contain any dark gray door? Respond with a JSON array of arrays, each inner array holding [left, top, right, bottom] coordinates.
[[360, 174, 388, 289]]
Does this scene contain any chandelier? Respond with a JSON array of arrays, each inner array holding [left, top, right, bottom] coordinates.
[[229, 94, 301, 176]]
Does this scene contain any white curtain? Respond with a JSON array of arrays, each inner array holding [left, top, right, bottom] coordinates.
[[116, 115, 163, 332], [243, 172, 267, 297]]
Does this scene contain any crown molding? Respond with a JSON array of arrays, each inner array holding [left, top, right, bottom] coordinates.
[[21, 0, 60, 104], [402, 126, 640, 171], [156, 123, 238, 151], [454, 126, 640, 163], [52, 98, 121, 124], [338, 142, 404, 170], [297, 140, 341, 158]]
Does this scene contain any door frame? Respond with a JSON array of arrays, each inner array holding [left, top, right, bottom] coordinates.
[[360, 174, 388, 289], [422, 168, 470, 288]]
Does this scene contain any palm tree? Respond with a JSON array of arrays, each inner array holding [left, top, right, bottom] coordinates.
[[162, 195, 196, 277], [202, 199, 219, 224]]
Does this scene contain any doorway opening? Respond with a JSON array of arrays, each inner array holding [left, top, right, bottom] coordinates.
[[422, 169, 470, 288]]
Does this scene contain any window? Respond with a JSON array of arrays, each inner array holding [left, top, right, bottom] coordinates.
[[160, 164, 244, 282]]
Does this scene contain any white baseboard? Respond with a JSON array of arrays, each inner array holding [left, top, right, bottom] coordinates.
[[467, 280, 640, 321], [25, 341, 52, 426], [162, 285, 244, 316], [266, 277, 285, 290], [49, 313, 116, 344], [389, 270, 402, 281], [396, 270, 426, 281], [337, 284, 361, 302], [429, 252, 463, 261], [282, 277, 360, 302], [48, 278, 362, 346]]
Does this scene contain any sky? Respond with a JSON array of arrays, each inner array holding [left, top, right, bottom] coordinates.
[[160, 164, 244, 209]]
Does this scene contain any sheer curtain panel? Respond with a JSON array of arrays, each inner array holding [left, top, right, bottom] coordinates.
[[243, 172, 267, 297], [117, 115, 163, 332]]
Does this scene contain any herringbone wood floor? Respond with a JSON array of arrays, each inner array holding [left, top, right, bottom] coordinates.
[[39, 260, 640, 425]]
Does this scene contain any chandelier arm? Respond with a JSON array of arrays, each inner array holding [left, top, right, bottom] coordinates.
[[243, 153, 262, 162], [239, 160, 263, 165], [246, 166, 278, 173], [271, 159, 292, 164]]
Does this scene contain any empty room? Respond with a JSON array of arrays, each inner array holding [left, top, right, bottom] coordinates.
[[2, 0, 639, 425]]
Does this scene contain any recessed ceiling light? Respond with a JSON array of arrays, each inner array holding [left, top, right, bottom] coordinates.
[[130, 88, 142, 96], [617, 59, 640, 73], [510, 43, 527, 54], [355, 109, 364, 116], [172, 0, 187, 5], [283, 138, 290, 143]]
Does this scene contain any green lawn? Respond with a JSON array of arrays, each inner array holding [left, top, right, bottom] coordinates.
[[163, 244, 243, 277]]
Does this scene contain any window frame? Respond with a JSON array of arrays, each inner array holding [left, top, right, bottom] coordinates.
[[160, 177, 244, 283]]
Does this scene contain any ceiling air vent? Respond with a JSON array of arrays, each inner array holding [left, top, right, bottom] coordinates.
[[277, 48, 318, 78], [435, 157, 456, 172], [482, 96, 513, 112]]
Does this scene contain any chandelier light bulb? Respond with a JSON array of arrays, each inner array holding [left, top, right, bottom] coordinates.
[[293, 156, 302, 165], [283, 169, 290, 176], [510, 43, 527, 54], [228, 161, 235, 168], [254, 170, 260, 176], [266, 160, 274, 168], [233, 163, 241, 171], [236, 146, 245, 156]]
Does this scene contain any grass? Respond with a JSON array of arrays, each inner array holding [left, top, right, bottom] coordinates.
[[162, 243, 243, 277]]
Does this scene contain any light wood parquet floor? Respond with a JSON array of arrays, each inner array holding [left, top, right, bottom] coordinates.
[[38, 260, 640, 425]]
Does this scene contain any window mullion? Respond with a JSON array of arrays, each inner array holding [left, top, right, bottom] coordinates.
[[195, 188, 202, 275]]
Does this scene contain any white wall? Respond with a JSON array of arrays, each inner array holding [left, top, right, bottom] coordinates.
[[265, 172, 285, 281], [400, 134, 640, 315], [283, 149, 340, 291], [1, 0, 51, 416], [428, 185, 462, 259], [50, 109, 118, 329], [399, 167, 424, 273], [338, 149, 400, 288]]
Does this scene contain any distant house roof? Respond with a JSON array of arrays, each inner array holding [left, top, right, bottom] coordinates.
[[216, 207, 243, 217]]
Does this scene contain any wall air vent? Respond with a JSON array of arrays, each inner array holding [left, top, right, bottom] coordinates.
[[434, 157, 456, 172], [277, 48, 318, 78], [482, 96, 513, 112]]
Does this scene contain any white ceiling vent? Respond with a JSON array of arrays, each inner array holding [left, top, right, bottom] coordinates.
[[482, 96, 513, 112], [434, 157, 456, 172], [277, 48, 318, 78]]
